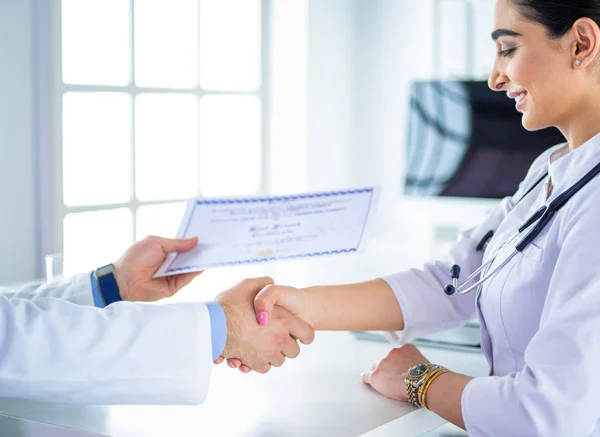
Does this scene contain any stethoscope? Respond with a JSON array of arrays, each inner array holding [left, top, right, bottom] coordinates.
[[444, 160, 600, 296]]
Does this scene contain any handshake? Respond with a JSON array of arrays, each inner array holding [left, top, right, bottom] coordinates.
[[213, 277, 314, 374], [112, 236, 317, 374]]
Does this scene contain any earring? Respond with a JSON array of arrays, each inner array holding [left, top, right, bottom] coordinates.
[[574, 59, 582, 67]]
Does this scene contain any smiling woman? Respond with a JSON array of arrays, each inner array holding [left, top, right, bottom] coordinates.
[[489, 0, 600, 143]]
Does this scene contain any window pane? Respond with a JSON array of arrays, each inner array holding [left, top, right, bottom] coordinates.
[[63, 209, 133, 275], [62, 0, 131, 85], [199, 95, 261, 196], [134, 0, 198, 88], [136, 202, 187, 240], [199, 0, 261, 91], [63, 92, 132, 206], [135, 94, 198, 201]]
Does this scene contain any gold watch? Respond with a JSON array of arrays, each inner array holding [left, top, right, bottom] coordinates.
[[404, 363, 446, 408]]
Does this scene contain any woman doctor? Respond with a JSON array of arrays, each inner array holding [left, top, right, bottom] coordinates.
[[225, 0, 600, 435]]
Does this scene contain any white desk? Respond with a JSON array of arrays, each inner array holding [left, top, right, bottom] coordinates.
[[0, 235, 487, 436]]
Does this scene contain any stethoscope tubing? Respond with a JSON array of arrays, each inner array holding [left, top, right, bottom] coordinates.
[[446, 160, 600, 296]]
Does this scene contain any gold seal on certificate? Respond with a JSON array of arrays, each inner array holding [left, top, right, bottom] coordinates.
[[154, 187, 380, 277]]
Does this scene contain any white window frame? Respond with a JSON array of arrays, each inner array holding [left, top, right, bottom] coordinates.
[[35, 0, 273, 269]]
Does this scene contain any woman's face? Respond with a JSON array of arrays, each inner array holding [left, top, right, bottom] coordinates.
[[488, 0, 579, 131]]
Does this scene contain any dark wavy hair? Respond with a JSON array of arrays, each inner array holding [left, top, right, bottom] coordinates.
[[513, 0, 600, 38]]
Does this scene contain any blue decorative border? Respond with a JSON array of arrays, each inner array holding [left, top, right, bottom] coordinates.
[[166, 248, 358, 273], [193, 188, 373, 205], [166, 188, 374, 273]]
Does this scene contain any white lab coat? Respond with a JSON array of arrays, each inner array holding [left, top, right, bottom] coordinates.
[[0, 273, 214, 405], [384, 132, 600, 436]]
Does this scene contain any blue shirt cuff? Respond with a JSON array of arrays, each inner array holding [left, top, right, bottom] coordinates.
[[90, 271, 106, 308], [205, 302, 227, 361]]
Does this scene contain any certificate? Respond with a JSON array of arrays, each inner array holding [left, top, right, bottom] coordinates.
[[154, 187, 380, 277]]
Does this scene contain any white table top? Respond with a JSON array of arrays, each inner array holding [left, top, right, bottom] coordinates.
[[0, 413, 105, 437]]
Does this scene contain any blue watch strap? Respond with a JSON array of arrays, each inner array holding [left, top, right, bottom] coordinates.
[[95, 264, 122, 306]]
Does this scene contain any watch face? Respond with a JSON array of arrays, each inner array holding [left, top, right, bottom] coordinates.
[[96, 264, 115, 277], [409, 363, 429, 378]]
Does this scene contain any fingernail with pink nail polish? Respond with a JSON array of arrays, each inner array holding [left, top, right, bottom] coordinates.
[[258, 312, 269, 326]]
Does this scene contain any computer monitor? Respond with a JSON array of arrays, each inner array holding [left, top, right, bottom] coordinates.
[[403, 80, 566, 199]]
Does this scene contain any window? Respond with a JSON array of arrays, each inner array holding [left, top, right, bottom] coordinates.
[[53, 0, 265, 274]]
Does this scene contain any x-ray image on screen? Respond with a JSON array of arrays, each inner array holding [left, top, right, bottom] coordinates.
[[403, 81, 566, 199]]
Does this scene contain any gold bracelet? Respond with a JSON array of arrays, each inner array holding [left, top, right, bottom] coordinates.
[[418, 368, 449, 410], [417, 367, 443, 408]]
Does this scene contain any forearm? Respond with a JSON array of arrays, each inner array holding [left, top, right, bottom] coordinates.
[[301, 278, 404, 331], [0, 273, 95, 306], [425, 371, 473, 430], [0, 296, 211, 404]]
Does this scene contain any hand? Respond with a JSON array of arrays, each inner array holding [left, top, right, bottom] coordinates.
[[361, 344, 430, 402], [215, 277, 315, 374], [253, 284, 314, 327], [222, 284, 313, 371], [113, 236, 202, 302]]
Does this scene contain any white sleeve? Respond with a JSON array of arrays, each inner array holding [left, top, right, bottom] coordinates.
[[0, 273, 95, 306], [0, 296, 214, 405], [382, 198, 511, 343], [461, 191, 600, 436], [383, 146, 556, 344]]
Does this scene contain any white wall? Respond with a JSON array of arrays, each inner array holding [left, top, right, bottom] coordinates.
[[472, 0, 497, 78], [351, 0, 437, 227], [306, 0, 358, 192], [0, 0, 39, 283], [304, 0, 497, 271], [305, 0, 436, 217], [268, 0, 309, 194]]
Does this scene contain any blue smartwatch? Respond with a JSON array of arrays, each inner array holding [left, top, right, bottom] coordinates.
[[95, 264, 122, 306]]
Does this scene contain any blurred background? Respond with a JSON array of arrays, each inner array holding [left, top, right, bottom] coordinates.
[[2, 0, 561, 293]]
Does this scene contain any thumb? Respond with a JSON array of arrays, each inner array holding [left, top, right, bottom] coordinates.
[[254, 284, 289, 326], [361, 371, 372, 385], [155, 236, 199, 253], [172, 271, 203, 291]]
